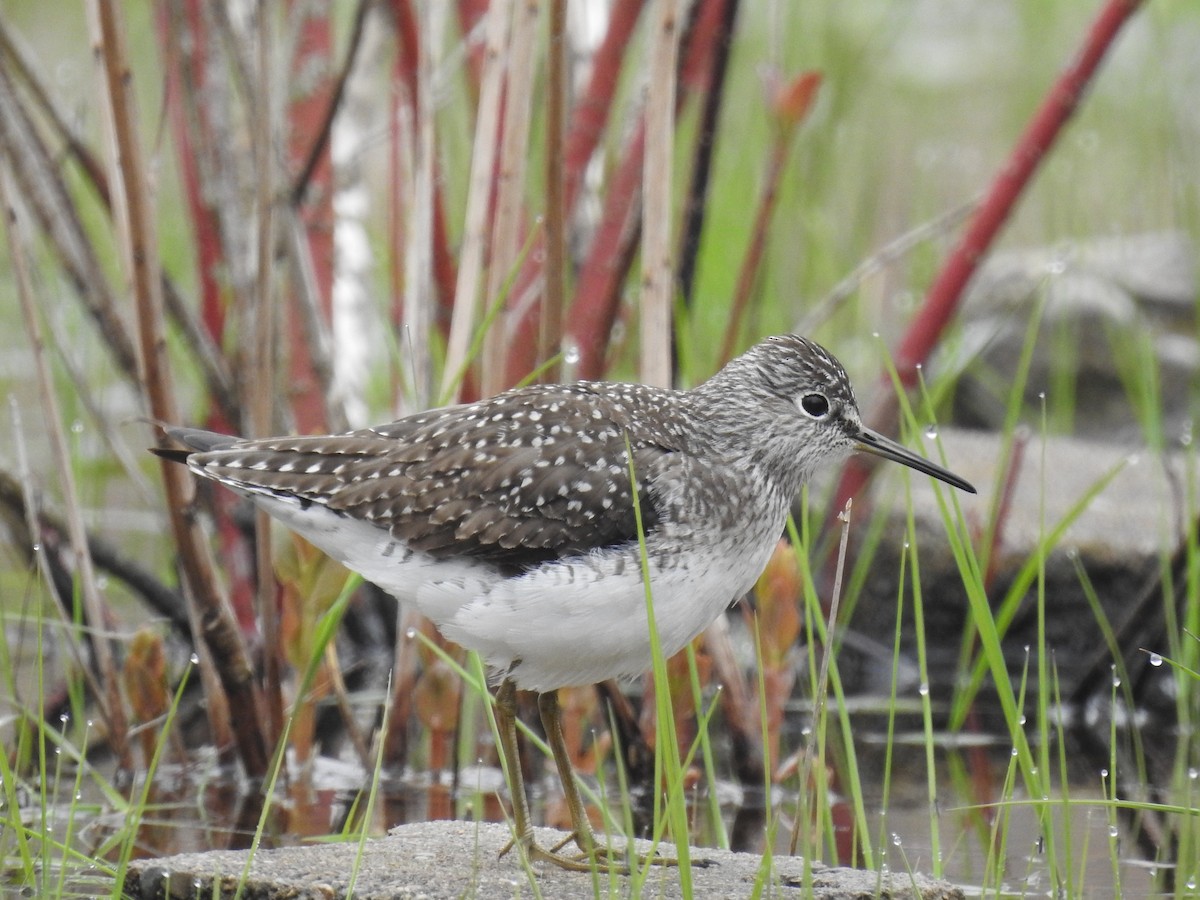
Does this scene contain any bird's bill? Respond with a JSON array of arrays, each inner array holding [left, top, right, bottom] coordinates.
[[854, 427, 976, 494]]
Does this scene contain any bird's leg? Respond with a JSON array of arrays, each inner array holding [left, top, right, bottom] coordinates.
[[537, 689, 679, 868], [494, 679, 536, 854], [495, 681, 597, 871], [494, 683, 681, 871], [537, 689, 599, 856]]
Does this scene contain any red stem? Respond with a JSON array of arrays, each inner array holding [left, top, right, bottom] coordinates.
[[387, 0, 459, 338], [567, 123, 648, 379], [159, 2, 260, 633], [163, 2, 225, 344], [567, 0, 728, 379], [896, 0, 1145, 385], [838, 0, 1145, 505], [502, 0, 646, 386], [456, 0, 490, 94], [286, 6, 334, 434], [562, 0, 645, 213]]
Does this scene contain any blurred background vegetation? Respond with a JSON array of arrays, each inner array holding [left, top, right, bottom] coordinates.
[[0, 0, 1197, 896]]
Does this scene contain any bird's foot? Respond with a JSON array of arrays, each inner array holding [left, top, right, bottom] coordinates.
[[501, 830, 706, 872]]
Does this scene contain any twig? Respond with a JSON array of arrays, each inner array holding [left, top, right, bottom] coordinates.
[[562, 0, 644, 213], [567, 123, 646, 380], [981, 426, 1028, 589], [795, 196, 978, 336], [22, 3, 236, 420], [456, 0, 491, 92], [703, 614, 764, 785], [87, 0, 268, 777], [5, 10, 238, 425], [0, 62, 141, 385], [677, 0, 739, 307], [158, 3, 242, 427], [39, 309, 155, 500], [538, 0, 567, 384], [289, 0, 373, 207], [3, 178, 129, 766], [0, 17, 111, 206], [324, 642, 373, 770], [398, 0, 437, 408], [566, 0, 726, 380], [7, 400, 112, 733], [386, 0, 458, 329], [499, 0, 645, 385], [251, 1, 285, 748], [383, 605, 424, 765], [481, 0, 540, 397], [284, 206, 344, 432], [718, 70, 821, 366], [440, 0, 514, 402], [0, 470, 190, 636], [639, 0, 683, 388], [282, 5, 338, 436], [790, 498, 851, 857]]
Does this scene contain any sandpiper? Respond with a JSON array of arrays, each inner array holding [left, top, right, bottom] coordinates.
[[155, 333, 975, 870]]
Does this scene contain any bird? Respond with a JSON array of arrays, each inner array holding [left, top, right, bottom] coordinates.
[[153, 334, 975, 870]]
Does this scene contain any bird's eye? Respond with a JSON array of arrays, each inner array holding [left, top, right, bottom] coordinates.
[[799, 393, 831, 418]]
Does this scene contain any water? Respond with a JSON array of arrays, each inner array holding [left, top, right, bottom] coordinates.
[[6, 694, 1176, 898]]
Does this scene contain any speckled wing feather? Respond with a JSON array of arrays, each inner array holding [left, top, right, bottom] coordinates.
[[177, 383, 684, 570]]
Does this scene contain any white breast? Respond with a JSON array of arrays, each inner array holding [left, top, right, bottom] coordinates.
[[249, 492, 783, 693]]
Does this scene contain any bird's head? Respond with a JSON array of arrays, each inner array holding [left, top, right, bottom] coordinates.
[[694, 334, 975, 494]]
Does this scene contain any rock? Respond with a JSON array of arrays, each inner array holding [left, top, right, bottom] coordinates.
[[123, 821, 964, 899], [844, 426, 1179, 723], [945, 231, 1197, 442]]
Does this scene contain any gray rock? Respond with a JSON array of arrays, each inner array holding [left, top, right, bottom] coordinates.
[[845, 426, 1180, 715], [945, 231, 1197, 441], [123, 820, 964, 899]]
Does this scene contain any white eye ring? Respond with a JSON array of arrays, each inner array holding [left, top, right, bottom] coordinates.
[[799, 393, 831, 419]]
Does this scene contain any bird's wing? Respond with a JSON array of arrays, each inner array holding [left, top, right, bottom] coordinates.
[[177, 385, 684, 569]]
